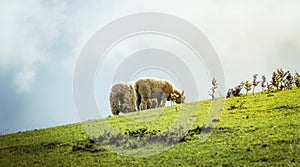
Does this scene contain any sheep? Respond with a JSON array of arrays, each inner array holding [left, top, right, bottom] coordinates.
[[109, 82, 138, 115], [135, 78, 185, 110]]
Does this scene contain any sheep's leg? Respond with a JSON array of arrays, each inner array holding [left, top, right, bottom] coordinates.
[[157, 98, 163, 107], [140, 97, 148, 110], [161, 98, 167, 107], [141, 99, 147, 110], [147, 99, 157, 109], [138, 85, 151, 110], [147, 99, 152, 109], [157, 99, 162, 107], [136, 94, 141, 111], [139, 103, 143, 111], [154, 100, 158, 108]]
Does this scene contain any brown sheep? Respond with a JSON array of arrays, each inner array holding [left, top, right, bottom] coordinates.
[[109, 82, 138, 115], [135, 78, 185, 110]]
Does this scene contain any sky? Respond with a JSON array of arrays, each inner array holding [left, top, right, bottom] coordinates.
[[0, 0, 300, 135]]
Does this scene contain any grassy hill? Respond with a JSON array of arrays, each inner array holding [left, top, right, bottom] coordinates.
[[0, 88, 299, 166]]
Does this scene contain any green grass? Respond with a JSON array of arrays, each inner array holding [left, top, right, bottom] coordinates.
[[0, 88, 299, 166]]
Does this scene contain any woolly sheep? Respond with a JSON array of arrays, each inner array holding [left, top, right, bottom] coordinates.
[[135, 78, 185, 110], [109, 82, 138, 115]]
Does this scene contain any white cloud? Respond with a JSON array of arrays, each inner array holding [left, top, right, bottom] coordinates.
[[66, 0, 299, 88], [1, 0, 299, 92], [0, 0, 87, 92], [13, 65, 36, 92], [123, 0, 300, 87], [0, 0, 122, 93], [68, 0, 300, 91], [1, 0, 300, 134], [0, 1, 53, 92]]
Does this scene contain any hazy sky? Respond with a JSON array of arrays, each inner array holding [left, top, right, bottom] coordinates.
[[0, 0, 299, 134]]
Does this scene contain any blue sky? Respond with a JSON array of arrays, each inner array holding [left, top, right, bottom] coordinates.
[[1, 0, 300, 134]]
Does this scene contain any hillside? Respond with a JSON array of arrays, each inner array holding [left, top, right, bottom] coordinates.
[[0, 88, 299, 166]]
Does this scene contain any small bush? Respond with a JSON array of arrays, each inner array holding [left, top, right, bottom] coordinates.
[[244, 81, 252, 95], [295, 72, 300, 88], [227, 82, 244, 98], [209, 78, 218, 99], [252, 74, 260, 94], [261, 75, 267, 91]]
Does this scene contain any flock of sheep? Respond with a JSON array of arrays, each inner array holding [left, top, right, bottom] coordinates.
[[109, 78, 186, 115]]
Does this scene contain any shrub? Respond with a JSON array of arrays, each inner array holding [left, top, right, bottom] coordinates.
[[295, 72, 300, 88], [244, 81, 252, 95], [252, 74, 260, 94], [284, 71, 293, 89], [271, 71, 280, 90], [227, 82, 244, 98], [261, 75, 267, 91], [209, 78, 218, 99]]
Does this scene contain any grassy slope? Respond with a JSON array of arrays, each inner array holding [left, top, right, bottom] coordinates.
[[0, 88, 299, 166]]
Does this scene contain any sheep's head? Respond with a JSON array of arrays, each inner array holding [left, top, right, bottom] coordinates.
[[171, 90, 185, 104]]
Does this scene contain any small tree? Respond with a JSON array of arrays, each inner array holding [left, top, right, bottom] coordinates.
[[244, 80, 252, 95], [276, 68, 289, 90], [285, 71, 293, 89], [209, 78, 218, 99], [226, 82, 244, 98], [226, 88, 234, 98], [261, 75, 267, 91], [234, 82, 245, 97], [252, 74, 260, 94], [271, 71, 280, 90], [295, 72, 300, 88]]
